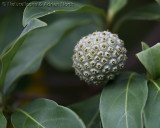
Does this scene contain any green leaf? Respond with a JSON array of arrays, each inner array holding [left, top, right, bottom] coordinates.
[[0, 110, 7, 128], [69, 95, 101, 128], [136, 43, 160, 80], [46, 23, 100, 70], [155, 0, 160, 5], [0, 10, 23, 55], [23, 0, 106, 27], [113, 3, 160, 32], [0, 9, 23, 75], [141, 42, 149, 51], [144, 79, 160, 128], [108, 0, 127, 20], [11, 98, 85, 128], [0, 19, 47, 92], [124, 3, 160, 21], [100, 72, 148, 128], [2, 18, 91, 94]]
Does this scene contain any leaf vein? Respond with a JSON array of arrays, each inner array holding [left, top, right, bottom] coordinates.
[[17, 108, 45, 128], [125, 73, 135, 128]]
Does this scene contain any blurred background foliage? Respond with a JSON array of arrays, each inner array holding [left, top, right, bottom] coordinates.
[[0, 0, 159, 107]]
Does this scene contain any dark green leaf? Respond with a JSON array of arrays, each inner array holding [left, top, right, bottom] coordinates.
[[144, 79, 160, 128], [0, 19, 47, 92], [108, 0, 127, 20], [100, 72, 148, 128], [69, 95, 101, 128], [0, 110, 7, 128], [46, 23, 100, 70], [124, 3, 160, 21], [23, 0, 106, 26], [11, 98, 85, 128], [0, 10, 23, 55], [136, 43, 160, 79], [141, 42, 149, 51], [3, 18, 91, 94], [113, 3, 160, 32]]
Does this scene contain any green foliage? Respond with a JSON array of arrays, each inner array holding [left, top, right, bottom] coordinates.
[[2, 18, 90, 94], [100, 72, 148, 128], [136, 43, 160, 79], [113, 3, 160, 32], [141, 42, 149, 51], [0, 19, 47, 92], [108, 0, 127, 21], [144, 79, 160, 128], [46, 22, 100, 70], [69, 95, 101, 128], [0, 10, 23, 55], [156, 0, 160, 5], [0, 110, 7, 128], [12, 98, 85, 128], [0, 0, 160, 127], [23, 0, 106, 27], [124, 3, 160, 21]]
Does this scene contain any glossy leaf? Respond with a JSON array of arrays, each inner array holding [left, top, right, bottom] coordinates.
[[23, 0, 106, 26], [46, 23, 100, 70], [69, 95, 101, 128], [11, 98, 85, 128], [124, 3, 160, 21], [0, 110, 7, 128], [141, 42, 149, 51], [100, 72, 148, 128], [108, 0, 127, 19], [136, 43, 160, 79], [144, 79, 160, 128], [3, 18, 91, 94], [0, 19, 47, 92]]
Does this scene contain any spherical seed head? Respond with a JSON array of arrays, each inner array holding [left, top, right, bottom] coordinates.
[[72, 31, 127, 85]]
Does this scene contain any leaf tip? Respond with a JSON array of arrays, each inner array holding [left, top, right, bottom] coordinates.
[[141, 41, 149, 51]]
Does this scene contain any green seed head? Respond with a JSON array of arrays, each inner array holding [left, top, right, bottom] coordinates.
[[72, 31, 127, 85]]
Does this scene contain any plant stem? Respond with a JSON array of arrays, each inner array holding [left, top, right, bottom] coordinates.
[[1, 93, 14, 128], [0, 93, 5, 108], [106, 11, 114, 30], [146, 72, 152, 80]]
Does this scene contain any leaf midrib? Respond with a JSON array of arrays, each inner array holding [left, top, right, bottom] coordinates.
[[149, 79, 160, 101], [150, 79, 160, 91], [125, 73, 135, 128], [17, 108, 45, 128]]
